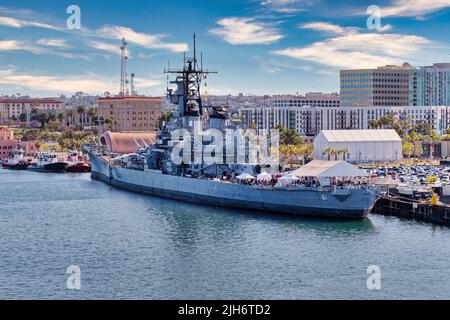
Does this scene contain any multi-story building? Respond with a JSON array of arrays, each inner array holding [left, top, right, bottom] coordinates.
[[340, 64, 415, 107], [0, 127, 37, 159], [240, 105, 450, 136], [58, 92, 100, 110], [240, 106, 315, 135], [0, 127, 15, 159], [411, 63, 450, 106], [97, 96, 163, 132], [269, 92, 340, 108], [0, 98, 63, 119]]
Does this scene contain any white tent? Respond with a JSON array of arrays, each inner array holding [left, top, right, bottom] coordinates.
[[314, 129, 402, 163], [291, 160, 369, 178], [236, 173, 255, 180], [257, 172, 272, 181], [279, 173, 299, 181], [277, 173, 299, 186]]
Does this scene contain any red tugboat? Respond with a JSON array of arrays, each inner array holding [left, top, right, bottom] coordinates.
[[2, 149, 30, 170], [66, 151, 91, 173]]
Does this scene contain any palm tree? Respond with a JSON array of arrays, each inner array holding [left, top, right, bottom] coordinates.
[[57, 112, 65, 124], [104, 118, 112, 131], [331, 148, 339, 160], [323, 147, 334, 161], [49, 113, 57, 123], [77, 105, 86, 128], [87, 107, 97, 125], [30, 107, 39, 120], [66, 109, 75, 126], [339, 147, 350, 161], [369, 119, 379, 129]]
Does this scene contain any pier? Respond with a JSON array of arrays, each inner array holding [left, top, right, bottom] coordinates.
[[372, 195, 450, 227]]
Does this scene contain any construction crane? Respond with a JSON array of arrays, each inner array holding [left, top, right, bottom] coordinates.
[[119, 38, 128, 96]]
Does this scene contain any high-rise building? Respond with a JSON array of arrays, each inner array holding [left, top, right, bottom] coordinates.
[[411, 63, 450, 106], [340, 64, 415, 107], [97, 96, 163, 132]]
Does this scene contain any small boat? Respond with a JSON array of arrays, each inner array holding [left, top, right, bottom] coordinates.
[[2, 149, 30, 170], [66, 151, 91, 173], [28, 152, 68, 173]]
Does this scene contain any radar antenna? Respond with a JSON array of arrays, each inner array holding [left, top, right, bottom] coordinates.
[[164, 33, 217, 116]]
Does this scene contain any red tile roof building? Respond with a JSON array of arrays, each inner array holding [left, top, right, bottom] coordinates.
[[0, 127, 37, 159], [0, 98, 63, 119]]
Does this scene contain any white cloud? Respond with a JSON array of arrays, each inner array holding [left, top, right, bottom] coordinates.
[[273, 23, 434, 69], [382, 0, 450, 17], [0, 68, 161, 95], [260, 0, 314, 13], [0, 16, 59, 29], [97, 26, 188, 52], [301, 22, 346, 34], [0, 8, 187, 54], [88, 41, 121, 56], [0, 39, 89, 60], [0, 39, 42, 54], [137, 53, 154, 59], [36, 38, 69, 48], [210, 17, 283, 45], [133, 77, 162, 89], [300, 22, 392, 34]]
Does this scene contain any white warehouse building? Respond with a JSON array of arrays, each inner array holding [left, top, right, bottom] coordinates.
[[314, 129, 403, 163]]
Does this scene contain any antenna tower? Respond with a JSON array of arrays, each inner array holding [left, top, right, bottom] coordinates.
[[119, 38, 128, 96], [130, 73, 136, 96]]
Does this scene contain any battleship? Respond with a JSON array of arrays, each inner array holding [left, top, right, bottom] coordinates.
[[88, 36, 378, 219]]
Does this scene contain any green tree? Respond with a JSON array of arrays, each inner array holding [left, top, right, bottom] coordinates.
[[77, 105, 86, 127], [19, 113, 27, 122], [275, 125, 304, 146], [339, 147, 350, 161], [57, 112, 65, 124], [66, 109, 75, 126], [323, 147, 334, 161], [87, 107, 97, 125], [30, 107, 39, 120], [402, 141, 414, 158], [157, 111, 172, 129], [369, 119, 379, 129], [49, 113, 57, 123]]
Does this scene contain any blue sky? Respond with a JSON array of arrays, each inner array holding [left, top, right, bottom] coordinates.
[[0, 0, 449, 97]]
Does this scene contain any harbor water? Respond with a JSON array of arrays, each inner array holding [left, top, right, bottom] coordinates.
[[1, 169, 450, 299]]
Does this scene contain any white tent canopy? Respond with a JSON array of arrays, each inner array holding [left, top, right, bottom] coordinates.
[[236, 173, 255, 180], [279, 173, 299, 181], [291, 160, 369, 178], [257, 172, 272, 180]]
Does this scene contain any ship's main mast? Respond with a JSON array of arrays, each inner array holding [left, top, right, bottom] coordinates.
[[164, 34, 216, 117]]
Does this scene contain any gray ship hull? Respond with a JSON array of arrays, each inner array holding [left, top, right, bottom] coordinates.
[[90, 154, 377, 219]]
